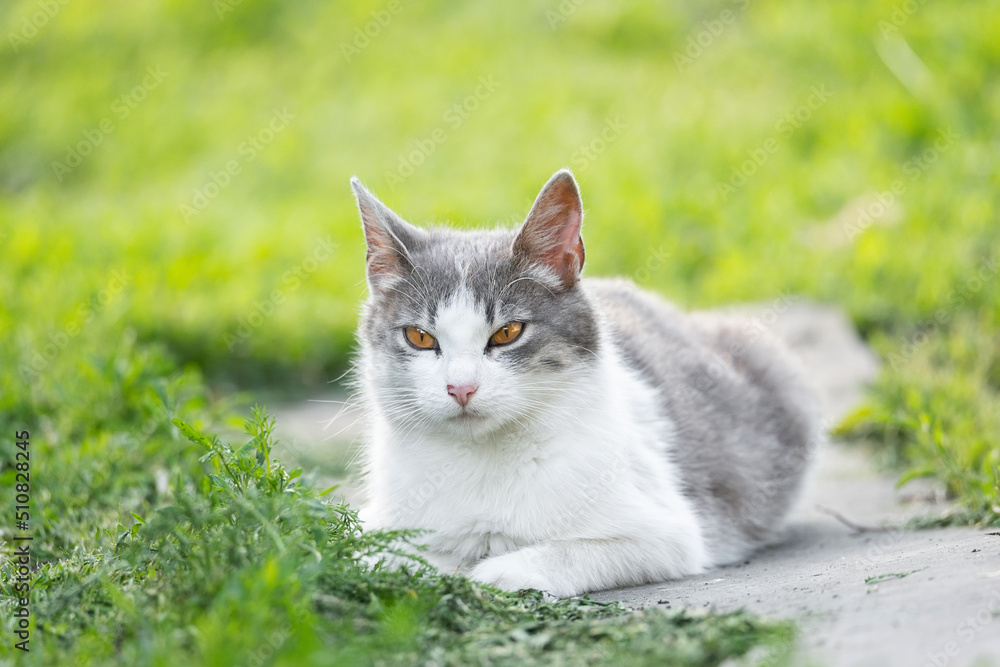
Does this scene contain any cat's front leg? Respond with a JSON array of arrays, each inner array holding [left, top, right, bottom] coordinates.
[[361, 541, 467, 576], [468, 547, 556, 594], [469, 535, 706, 598], [359, 502, 467, 575]]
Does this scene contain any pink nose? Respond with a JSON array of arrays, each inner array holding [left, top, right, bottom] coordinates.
[[447, 384, 477, 407]]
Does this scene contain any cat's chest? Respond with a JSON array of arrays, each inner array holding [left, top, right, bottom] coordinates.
[[370, 431, 628, 539]]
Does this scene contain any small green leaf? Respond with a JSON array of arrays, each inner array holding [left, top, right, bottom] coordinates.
[[865, 569, 923, 584], [235, 442, 256, 457], [172, 418, 213, 449], [896, 466, 937, 488]]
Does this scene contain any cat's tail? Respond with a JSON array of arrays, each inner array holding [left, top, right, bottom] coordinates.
[[721, 299, 880, 425]]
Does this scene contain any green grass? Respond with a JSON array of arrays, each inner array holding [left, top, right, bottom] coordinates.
[[864, 569, 924, 585], [1, 0, 999, 663], [1, 401, 794, 665]]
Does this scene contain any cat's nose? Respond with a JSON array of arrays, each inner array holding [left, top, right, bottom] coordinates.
[[447, 384, 477, 407]]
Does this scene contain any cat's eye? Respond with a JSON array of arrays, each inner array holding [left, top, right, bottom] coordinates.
[[489, 322, 524, 347], [404, 327, 438, 350]]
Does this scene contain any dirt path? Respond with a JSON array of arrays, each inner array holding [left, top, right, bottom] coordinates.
[[269, 303, 1000, 667], [592, 443, 1000, 667]]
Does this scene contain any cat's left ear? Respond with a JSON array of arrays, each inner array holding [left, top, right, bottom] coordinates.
[[513, 169, 585, 289], [351, 177, 425, 291]]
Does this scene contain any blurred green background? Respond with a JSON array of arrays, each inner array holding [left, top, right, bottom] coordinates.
[[3, 0, 996, 388], [1, 0, 999, 663]]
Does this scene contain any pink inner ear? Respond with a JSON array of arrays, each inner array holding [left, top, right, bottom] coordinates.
[[543, 208, 584, 283], [363, 222, 401, 280], [560, 208, 584, 264], [514, 171, 586, 286], [366, 246, 400, 280]]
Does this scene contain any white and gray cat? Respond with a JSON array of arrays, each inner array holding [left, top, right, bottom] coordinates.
[[351, 170, 820, 597]]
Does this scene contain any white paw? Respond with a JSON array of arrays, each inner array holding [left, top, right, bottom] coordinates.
[[469, 549, 561, 597]]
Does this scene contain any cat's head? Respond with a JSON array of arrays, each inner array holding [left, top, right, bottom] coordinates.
[[352, 170, 601, 439]]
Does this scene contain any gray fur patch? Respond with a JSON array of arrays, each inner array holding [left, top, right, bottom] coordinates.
[[359, 224, 600, 378], [583, 278, 821, 563]]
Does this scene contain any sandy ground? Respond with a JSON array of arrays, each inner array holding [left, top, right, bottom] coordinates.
[[270, 302, 1000, 667]]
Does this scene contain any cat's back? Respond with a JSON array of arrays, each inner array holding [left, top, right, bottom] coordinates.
[[583, 277, 820, 565]]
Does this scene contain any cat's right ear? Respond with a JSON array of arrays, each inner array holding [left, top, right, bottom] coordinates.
[[351, 177, 424, 291]]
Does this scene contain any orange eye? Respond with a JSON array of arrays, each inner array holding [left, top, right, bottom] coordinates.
[[490, 322, 524, 346], [404, 327, 437, 350]]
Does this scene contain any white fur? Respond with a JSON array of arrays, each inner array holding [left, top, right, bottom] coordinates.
[[360, 288, 707, 597]]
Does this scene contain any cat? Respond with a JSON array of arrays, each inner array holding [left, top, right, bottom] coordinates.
[[350, 169, 821, 597]]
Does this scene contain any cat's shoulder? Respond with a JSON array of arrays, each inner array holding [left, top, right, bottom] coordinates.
[[581, 276, 688, 332]]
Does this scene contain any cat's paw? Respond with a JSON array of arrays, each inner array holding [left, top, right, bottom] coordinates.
[[469, 549, 563, 599]]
